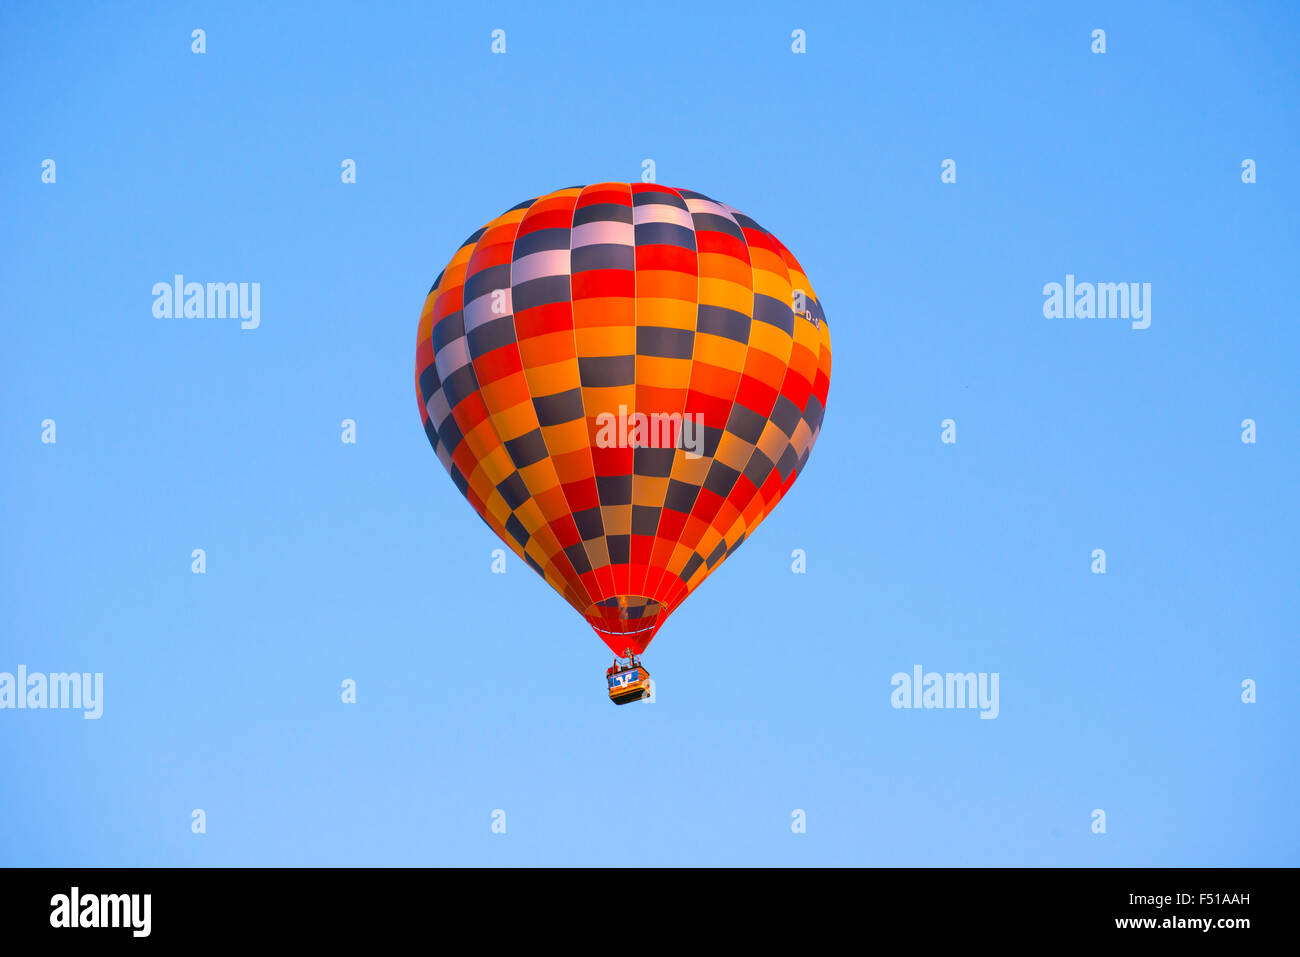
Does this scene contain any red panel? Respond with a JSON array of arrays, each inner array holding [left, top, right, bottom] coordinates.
[[589, 444, 633, 477], [514, 301, 577, 339], [548, 514, 581, 549], [571, 269, 635, 300], [658, 507, 690, 540], [561, 478, 600, 512], [473, 345, 524, 385], [733, 374, 778, 418], [635, 244, 698, 273], [694, 230, 748, 260], [515, 208, 574, 234], [684, 386, 734, 429]]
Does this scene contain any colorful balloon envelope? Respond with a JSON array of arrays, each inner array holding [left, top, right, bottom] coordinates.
[[415, 184, 831, 656]]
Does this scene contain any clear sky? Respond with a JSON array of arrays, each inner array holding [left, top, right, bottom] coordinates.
[[1, 1, 1296, 866]]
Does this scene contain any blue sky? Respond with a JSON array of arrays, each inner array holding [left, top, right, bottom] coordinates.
[[1, 0, 1296, 866]]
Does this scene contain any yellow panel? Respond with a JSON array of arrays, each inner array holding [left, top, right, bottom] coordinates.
[[751, 267, 793, 302], [696, 277, 752, 313], [691, 335, 746, 372], [633, 298, 698, 329], [542, 419, 590, 454], [575, 326, 636, 356], [600, 506, 632, 535], [745, 325, 791, 368], [632, 475, 670, 501], [521, 359, 579, 397], [713, 432, 754, 472], [491, 399, 540, 439], [635, 355, 693, 387]]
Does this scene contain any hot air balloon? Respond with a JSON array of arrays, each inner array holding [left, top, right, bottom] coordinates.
[[415, 184, 831, 702]]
